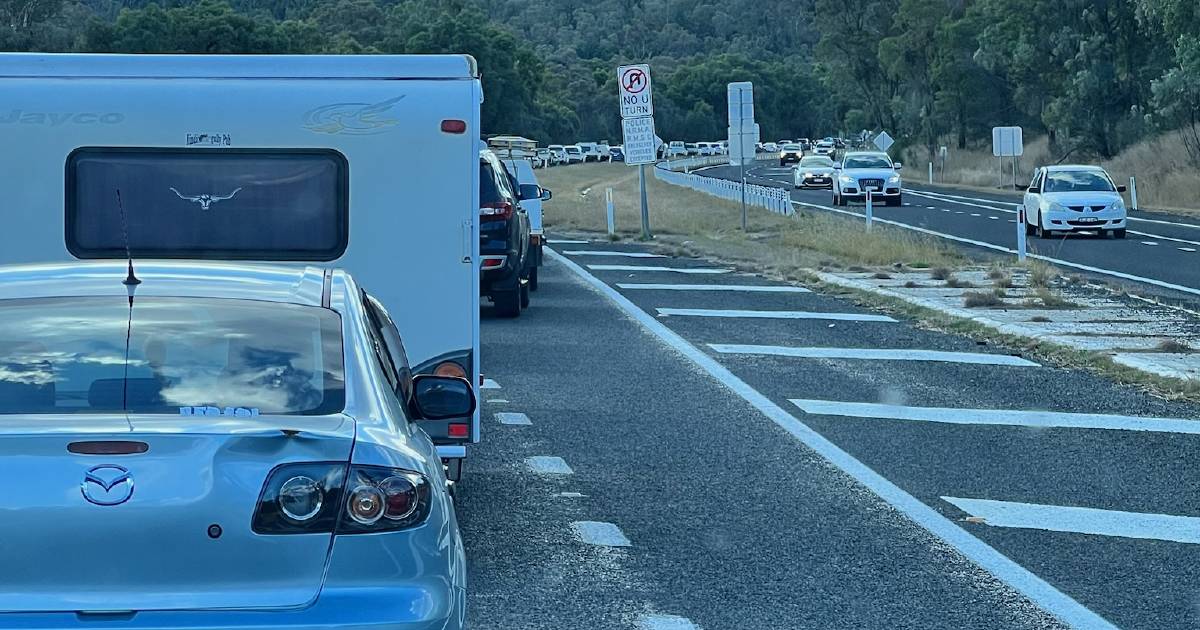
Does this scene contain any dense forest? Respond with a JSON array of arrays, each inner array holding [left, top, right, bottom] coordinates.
[[3, 0, 1199, 163]]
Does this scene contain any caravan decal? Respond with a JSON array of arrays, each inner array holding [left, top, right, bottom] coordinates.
[[169, 187, 242, 210], [0, 110, 124, 125], [302, 95, 406, 135]]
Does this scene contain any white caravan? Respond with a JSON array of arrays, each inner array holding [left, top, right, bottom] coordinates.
[[0, 53, 483, 481]]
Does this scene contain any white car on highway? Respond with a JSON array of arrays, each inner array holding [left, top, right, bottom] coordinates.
[[833, 151, 902, 206], [1023, 165, 1128, 239], [667, 141, 687, 158], [564, 145, 585, 164], [794, 155, 836, 189], [813, 140, 836, 156]]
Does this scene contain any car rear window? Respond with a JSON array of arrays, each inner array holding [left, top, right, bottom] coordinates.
[[480, 162, 503, 203], [66, 148, 348, 261], [0, 297, 344, 415]]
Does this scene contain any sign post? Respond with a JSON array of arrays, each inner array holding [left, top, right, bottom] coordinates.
[[728, 81, 757, 231], [606, 187, 615, 236], [865, 191, 873, 231], [992, 126, 1023, 189], [618, 64, 655, 240], [1016, 206, 1027, 262]]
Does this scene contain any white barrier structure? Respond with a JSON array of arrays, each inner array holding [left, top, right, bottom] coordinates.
[[653, 164, 793, 216]]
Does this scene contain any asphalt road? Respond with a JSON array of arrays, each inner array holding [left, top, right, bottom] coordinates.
[[701, 163, 1200, 304], [459, 241, 1200, 629]]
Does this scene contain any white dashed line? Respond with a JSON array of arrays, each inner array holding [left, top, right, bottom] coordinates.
[[496, 412, 531, 425], [1181, 247, 1197, 253], [656, 308, 897, 322], [926, 206, 937, 209], [547, 247, 1114, 629], [943, 497, 1200, 545], [710, 344, 1037, 366], [941, 208, 951, 212], [487, 398, 509, 403], [970, 213, 981, 217], [526, 456, 573, 475], [588, 265, 731, 274], [1142, 241, 1159, 246], [563, 250, 667, 258], [640, 614, 702, 630], [989, 216, 1000, 220], [571, 521, 631, 547], [955, 211, 965, 214], [481, 378, 501, 390], [617, 283, 810, 293], [789, 399, 1200, 435]]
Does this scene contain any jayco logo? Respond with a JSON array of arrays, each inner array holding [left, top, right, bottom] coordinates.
[[0, 110, 125, 125]]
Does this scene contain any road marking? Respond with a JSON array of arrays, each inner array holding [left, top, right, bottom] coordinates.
[[1008, 219, 1017, 223], [657, 308, 897, 322], [789, 399, 1200, 435], [588, 264, 731, 274], [954, 211, 964, 214], [563, 250, 666, 258], [526, 456, 573, 475], [710, 344, 1037, 366], [640, 614, 701, 630], [547, 239, 589, 244], [481, 378, 501, 390], [970, 213, 981, 217], [487, 398, 509, 403], [1142, 241, 1159, 246], [927, 206, 938, 210], [907, 187, 1200, 231], [792, 199, 1200, 298], [496, 412, 531, 425], [571, 521, 631, 547], [989, 216, 1000, 220], [617, 283, 811, 293], [943, 496, 1200, 545], [547, 247, 1114, 629], [1181, 247, 1197, 253]]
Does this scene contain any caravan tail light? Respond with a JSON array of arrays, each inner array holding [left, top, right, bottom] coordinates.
[[434, 361, 467, 379], [441, 119, 467, 134], [480, 201, 513, 221]]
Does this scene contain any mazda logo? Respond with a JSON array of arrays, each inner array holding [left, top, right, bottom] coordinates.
[[81, 464, 134, 506]]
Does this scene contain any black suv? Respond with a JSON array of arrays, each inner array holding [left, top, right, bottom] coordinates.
[[480, 150, 532, 317]]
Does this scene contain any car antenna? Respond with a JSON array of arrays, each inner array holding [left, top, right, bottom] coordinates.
[[115, 189, 141, 302]]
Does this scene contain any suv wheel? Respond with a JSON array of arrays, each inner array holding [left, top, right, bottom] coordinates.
[[529, 266, 539, 291], [493, 290, 521, 318], [519, 280, 530, 309]]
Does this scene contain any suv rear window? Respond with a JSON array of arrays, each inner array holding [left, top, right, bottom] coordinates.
[[66, 148, 348, 261], [480, 162, 503, 203], [0, 297, 345, 415]]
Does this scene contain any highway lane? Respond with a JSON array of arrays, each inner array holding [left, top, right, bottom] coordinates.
[[699, 164, 1200, 302], [462, 241, 1200, 629]]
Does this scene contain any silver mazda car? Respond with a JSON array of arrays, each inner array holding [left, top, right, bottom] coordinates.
[[0, 260, 471, 629]]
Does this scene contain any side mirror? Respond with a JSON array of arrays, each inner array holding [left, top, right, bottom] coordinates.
[[540, 187, 553, 201], [893, 162, 903, 170], [410, 375, 476, 420], [1014, 183, 1028, 190], [1027, 185, 1038, 193], [518, 183, 542, 201], [1116, 185, 1127, 193]]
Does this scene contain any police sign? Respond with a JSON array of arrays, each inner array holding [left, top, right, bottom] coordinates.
[[617, 64, 653, 118]]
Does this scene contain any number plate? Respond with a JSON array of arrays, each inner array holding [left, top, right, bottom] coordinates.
[[1078, 217, 1100, 224]]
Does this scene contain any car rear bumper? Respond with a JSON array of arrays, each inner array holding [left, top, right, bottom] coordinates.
[[0, 586, 466, 630]]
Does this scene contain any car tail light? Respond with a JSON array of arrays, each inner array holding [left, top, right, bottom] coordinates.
[[434, 360, 467, 379], [448, 423, 469, 438], [253, 464, 430, 535], [479, 201, 513, 221]]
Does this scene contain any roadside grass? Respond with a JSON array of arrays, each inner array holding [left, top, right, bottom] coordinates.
[[538, 162, 967, 271], [916, 132, 1200, 217], [963, 290, 1003, 308]]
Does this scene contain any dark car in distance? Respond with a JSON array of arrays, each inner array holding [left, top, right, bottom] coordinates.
[[479, 149, 532, 317]]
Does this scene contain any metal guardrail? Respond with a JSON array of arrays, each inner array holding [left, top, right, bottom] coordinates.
[[653, 161, 793, 216], [661, 153, 775, 172]]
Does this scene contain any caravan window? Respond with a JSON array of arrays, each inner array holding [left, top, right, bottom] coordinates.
[[66, 148, 349, 261]]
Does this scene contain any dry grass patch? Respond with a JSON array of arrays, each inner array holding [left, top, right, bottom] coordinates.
[[929, 267, 951, 280], [903, 280, 921, 288], [945, 276, 973, 288], [1025, 287, 1076, 309], [1031, 315, 1052, 323], [963, 290, 1004, 308], [1156, 339, 1191, 353]]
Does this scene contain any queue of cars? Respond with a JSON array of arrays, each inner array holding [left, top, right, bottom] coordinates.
[[0, 52, 480, 629]]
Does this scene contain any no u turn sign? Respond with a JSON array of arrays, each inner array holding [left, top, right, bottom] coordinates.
[[617, 64, 653, 118]]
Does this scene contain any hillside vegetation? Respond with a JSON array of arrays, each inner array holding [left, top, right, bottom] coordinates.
[[5, 0, 1200, 174]]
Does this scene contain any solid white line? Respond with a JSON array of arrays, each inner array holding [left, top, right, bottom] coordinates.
[[1181, 248, 1197, 253], [1142, 241, 1159, 246], [526, 456, 573, 475], [481, 378, 501, 390], [710, 344, 1037, 366], [588, 264, 731, 274], [571, 521, 631, 547], [789, 399, 1200, 435], [617, 283, 811, 293], [496, 412, 531, 425], [640, 614, 701, 630], [547, 239, 589, 244], [487, 398, 509, 403], [792, 199, 1200, 298], [657, 308, 896, 322], [563, 250, 666, 258], [545, 247, 1114, 629], [907, 187, 1200, 231], [943, 496, 1200, 545]]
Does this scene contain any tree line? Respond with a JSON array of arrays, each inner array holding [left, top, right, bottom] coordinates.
[[3, 0, 1199, 163]]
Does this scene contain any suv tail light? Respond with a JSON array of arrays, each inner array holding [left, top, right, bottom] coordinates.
[[480, 201, 513, 221], [253, 463, 431, 535]]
